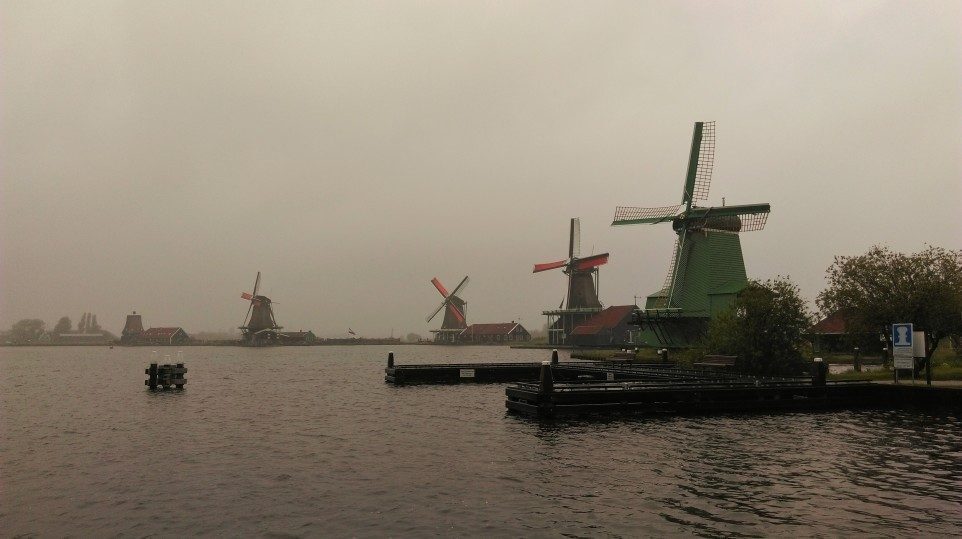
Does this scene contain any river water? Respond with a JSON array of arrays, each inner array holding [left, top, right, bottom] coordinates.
[[2, 345, 960, 537]]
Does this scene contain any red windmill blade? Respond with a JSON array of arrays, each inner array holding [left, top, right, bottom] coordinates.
[[426, 275, 469, 324]]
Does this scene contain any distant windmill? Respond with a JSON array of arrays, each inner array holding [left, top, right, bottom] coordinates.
[[612, 121, 770, 347], [426, 276, 469, 344], [239, 271, 282, 345], [533, 218, 609, 344]]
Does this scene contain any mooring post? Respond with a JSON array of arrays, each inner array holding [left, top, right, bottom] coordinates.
[[175, 363, 186, 389], [853, 346, 861, 373], [812, 358, 827, 386], [550, 349, 559, 365], [388, 351, 395, 368], [147, 362, 158, 390], [539, 360, 554, 395]]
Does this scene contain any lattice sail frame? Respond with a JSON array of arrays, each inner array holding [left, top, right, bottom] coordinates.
[[612, 204, 683, 225], [689, 121, 715, 204]]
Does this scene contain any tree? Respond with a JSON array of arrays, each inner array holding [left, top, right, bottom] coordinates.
[[704, 277, 812, 376], [405, 332, 422, 343], [817, 245, 962, 369], [9, 319, 46, 343], [53, 316, 72, 334]]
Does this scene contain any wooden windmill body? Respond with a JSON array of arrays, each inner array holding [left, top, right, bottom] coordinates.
[[426, 276, 469, 344], [239, 271, 283, 346], [534, 218, 610, 345]]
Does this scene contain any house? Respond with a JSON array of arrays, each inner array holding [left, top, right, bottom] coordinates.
[[568, 305, 637, 347], [140, 327, 191, 345], [807, 310, 883, 353], [278, 331, 317, 345], [459, 322, 531, 344]]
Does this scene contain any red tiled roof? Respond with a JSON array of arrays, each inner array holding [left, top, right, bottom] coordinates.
[[570, 305, 635, 336], [142, 327, 185, 337], [808, 310, 849, 334], [461, 323, 522, 336]]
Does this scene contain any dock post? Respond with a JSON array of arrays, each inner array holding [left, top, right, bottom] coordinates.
[[147, 363, 158, 390], [853, 347, 861, 373], [812, 358, 827, 386], [388, 351, 395, 368], [550, 349, 559, 365], [538, 360, 555, 417], [539, 361, 554, 395], [174, 363, 186, 389]]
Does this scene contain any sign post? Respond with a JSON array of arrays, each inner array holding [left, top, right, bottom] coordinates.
[[892, 323, 914, 384]]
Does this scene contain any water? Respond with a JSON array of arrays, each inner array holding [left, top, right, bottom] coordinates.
[[2, 346, 961, 537]]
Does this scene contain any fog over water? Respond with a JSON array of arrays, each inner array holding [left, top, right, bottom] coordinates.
[[2, 1, 960, 336]]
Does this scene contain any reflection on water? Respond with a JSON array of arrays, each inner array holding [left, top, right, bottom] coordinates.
[[2, 346, 960, 537]]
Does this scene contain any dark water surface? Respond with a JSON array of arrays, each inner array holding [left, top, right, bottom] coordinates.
[[3, 346, 961, 537]]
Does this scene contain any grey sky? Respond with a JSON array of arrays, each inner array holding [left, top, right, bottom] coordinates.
[[2, 1, 960, 337]]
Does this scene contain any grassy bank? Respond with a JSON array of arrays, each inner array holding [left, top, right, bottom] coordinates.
[[830, 365, 962, 381]]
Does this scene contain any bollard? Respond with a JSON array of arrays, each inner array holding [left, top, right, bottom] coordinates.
[[388, 351, 395, 368], [853, 346, 861, 373], [550, 349, 559, 365], [174, 363, 186, 389], [539, 361, 554, 395], [146, 362, 158, 390], [663, 348, 670, 363], [812, 358, 827, 386]]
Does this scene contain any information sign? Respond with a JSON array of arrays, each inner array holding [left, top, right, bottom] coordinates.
[[892, 323, 914, 369]]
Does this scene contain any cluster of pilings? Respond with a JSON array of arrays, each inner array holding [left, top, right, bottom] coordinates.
[[145, 363, 187, 390]]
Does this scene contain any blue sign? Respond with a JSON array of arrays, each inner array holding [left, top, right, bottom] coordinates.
[[892, 323, 915, 370], [892, 323, 913, 347]]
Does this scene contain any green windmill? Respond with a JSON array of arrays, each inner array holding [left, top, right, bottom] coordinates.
[[612, 121, 771, 347]]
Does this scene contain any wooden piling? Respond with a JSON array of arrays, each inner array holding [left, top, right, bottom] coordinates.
[[388, 351, 394, 368], [145, 363, 158, 389], [145, 361, 186, 390], [550, 349, 559, 365]]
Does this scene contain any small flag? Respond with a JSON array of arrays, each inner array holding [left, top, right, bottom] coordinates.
[[348, 328, 356, 336], [241, 292, 253, 300]]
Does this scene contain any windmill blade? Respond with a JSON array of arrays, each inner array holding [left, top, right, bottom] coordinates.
[[612, 205, 683, 226], [448, 275, 470, 298], [446, 302, 466, 324], [533, 259, 568, 273], [680, 121, 715, 207], [650, 235, 682, 309], [569, 218, 581, 259], [685, 203, 771, 232], [242, 301, 254, 326], [430, 277, 450, 298], [252, 271, 262, 298], [573, 252, 609, 271], [426, 299, 447, 322]]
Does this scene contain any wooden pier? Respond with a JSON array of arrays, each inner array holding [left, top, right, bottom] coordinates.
[[505, 361, 962, 418], [384, 351, 962, 418]]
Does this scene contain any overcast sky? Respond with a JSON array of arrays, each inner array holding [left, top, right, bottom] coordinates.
[[2, 1, 960, 337]]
